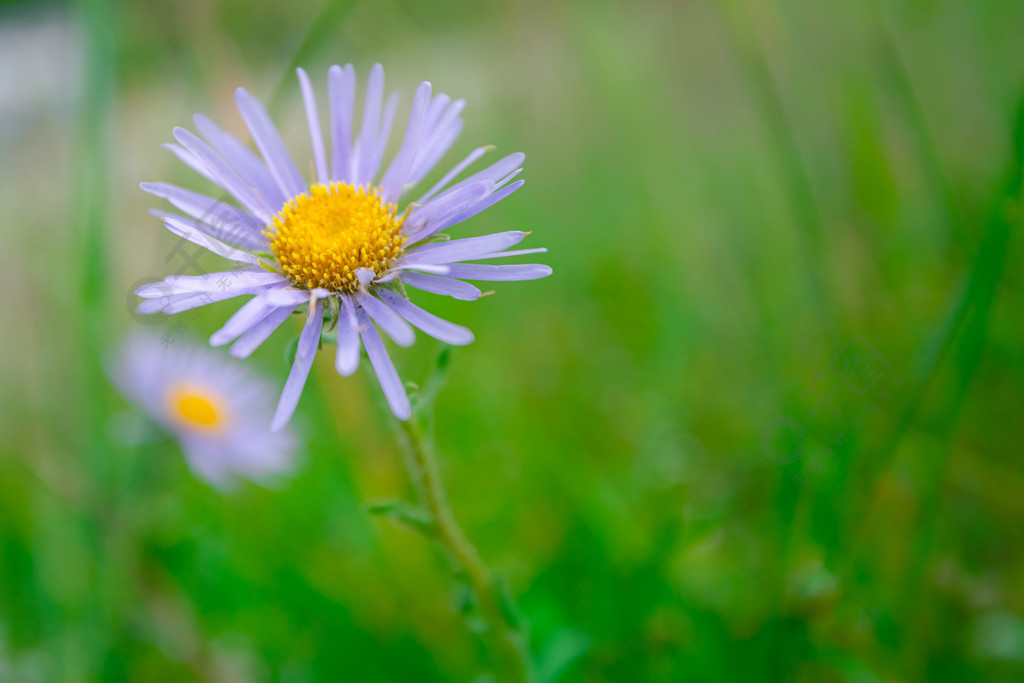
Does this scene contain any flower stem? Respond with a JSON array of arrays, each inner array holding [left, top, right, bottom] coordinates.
[[398, 418, 532, 683]]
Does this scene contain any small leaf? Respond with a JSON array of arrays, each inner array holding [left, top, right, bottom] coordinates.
[[410, 346, 454, 419], [454, 582, 475, 615], [436, 345, 452, 371], [463, 615, 489, 634], [366, 499, 436, 537], [493, 573, 525, 630], [535, 629, 591, 683]]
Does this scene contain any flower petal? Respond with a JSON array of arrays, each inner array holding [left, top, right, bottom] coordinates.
[[163, 142, 218, 185], [149, 210, 261, 264], [388, 263, 452, 276], [356, 291, 415, 347], [230, 305, 295, 359], [399, 271, 482, 301], [141, 182, 266, 250], [134, 292, 194, 314], [379, 81, 432, 203], [443, 179, 525, 232], [328, 64, 355, 183], [235, 87, 307, 201], [135, 271, 285, 297], [467, 247, 548, 261], [442, 263, 553, 281], [271, 298, 324, 432], [148, 287, 276, 315], [262, 288, 312, 306], [409, 98, 465, 186], [334, 295, 361, 376], [181, 438, 234, 489], [377, 289, 474, 345], [404, 180, 493, 245], [416, 146, 488, 204], [403, 231, 527, 265], [440, 152, 524, 199], [357, 308, 410, 420], [210, 289, 287, 347], [376, 91, 401, 173], [353, 63, 385, 186], [297, 67, 329, 185], [172, 127, 275, 223], [192, 114, 286, 211]]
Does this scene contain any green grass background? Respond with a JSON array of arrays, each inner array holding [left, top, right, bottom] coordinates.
[[1, 0, 1024, 680]]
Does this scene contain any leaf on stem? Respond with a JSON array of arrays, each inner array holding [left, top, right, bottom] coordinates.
[[410, 345, 454, 419], [366, 499, 436, 537]]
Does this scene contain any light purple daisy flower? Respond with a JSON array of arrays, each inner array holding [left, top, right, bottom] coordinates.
[[113, 334, 298, 487], [137, 63, 551, 429]]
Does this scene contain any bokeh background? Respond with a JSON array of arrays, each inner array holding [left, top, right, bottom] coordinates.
[[2, 0, 1024, 680]]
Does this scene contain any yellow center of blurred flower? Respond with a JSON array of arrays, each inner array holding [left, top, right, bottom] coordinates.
[[267, 183, 406, 293], [167, 385, 226, 432]]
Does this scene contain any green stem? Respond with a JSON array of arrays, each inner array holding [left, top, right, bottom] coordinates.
[[398, 418, 532, 683]]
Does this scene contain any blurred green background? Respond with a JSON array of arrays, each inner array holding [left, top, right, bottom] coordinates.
[[2, 0, 1024, 680]]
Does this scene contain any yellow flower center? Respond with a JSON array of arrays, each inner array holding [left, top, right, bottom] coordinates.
[[166, 384, 226, 433], [267, 183, 407, 293]]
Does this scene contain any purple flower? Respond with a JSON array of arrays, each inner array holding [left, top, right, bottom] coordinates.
[[137, 64, 551, 429], [112, 334, 298, 487]]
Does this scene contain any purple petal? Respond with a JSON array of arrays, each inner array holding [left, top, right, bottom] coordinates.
[[379, 81, 432, 203], [443, 263, 552, 281], [416, 146, 488, 204], [210, 290, 284, 346], [181, 438, 233, 488], [399, 271, 482, 301], [141, 182, 266, 251], [230, 305, 295, 359], [172, 127, 275, 222], [192, 114, 286, 211], [494, 167, 524, 190], [328, 64, 355, 183], [148, 287, 275, 315], [357, 308, 410, 420], [443, 179, 524, 231], [235, 87, 307, 200], [421, 94, 452, 136], [262, 288, 311, 306], [387, 263, 451, 276], [440, 152, 524, 198], [376, 91, 401, 173], [468, 247, 548, 260], [163, 142, 219, 186], [335, 295, 361, 376], [377, 289, 474, 346], [404, 180, 492, 245], [168, 290, 263, 314], [134, 292, 194, 314], [403, 231, 527, 265], [411, 93, 451, 160], [135, 271, 285, 297], [151, 210, 261, 264], [409, 98, 465, 186], [271, 298, 324, 432], [409, 118, 462, 188], [353, 63, 385, 186], [407, 180, 491, 228], [297, 67, 328, 184], [356, 291, 415, 347]]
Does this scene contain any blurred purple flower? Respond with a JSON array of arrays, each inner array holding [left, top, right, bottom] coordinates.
[[113, 334, 298, 488]]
